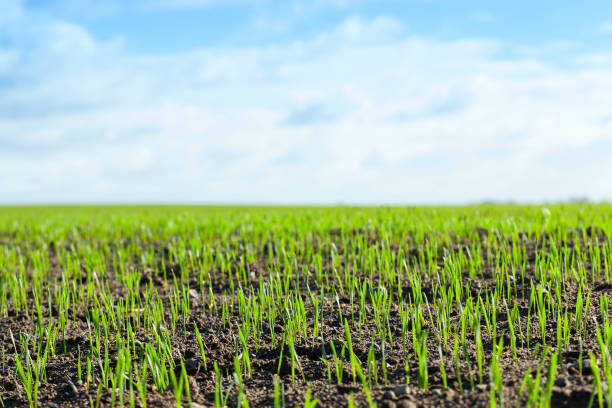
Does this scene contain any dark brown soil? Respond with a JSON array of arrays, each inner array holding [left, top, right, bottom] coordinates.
[[0, 230, 609, 407]]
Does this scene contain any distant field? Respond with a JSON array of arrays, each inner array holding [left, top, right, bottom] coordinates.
[[0, 204, 611, 407]]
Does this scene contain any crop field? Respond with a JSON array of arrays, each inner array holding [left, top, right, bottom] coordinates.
[[0, 205, 611, 408]]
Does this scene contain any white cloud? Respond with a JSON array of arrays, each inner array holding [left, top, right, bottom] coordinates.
[[575, 52, 612, 67], [1, 11, 612, 203]]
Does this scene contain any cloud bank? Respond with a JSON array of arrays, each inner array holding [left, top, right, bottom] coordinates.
[[2, 3, 612, 204]]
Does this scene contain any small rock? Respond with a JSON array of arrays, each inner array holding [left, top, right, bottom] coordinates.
[[384, 390, 397, 400], [382, 401, 397, 408], [397, 400, 417, 408], [185, 357, 201, 374], [394, 384, 410, 396], [47, 403, 58, 408]]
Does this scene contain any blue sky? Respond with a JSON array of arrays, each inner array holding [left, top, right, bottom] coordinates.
[[2, 0, 612, 203]]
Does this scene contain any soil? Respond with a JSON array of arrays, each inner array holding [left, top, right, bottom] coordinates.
[[0, 228, 609, 407]]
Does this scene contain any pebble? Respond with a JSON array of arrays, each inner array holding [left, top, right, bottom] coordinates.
[[47, 403, 58, 408], [397, 400, 417, 408], [382, 401, 397, 408], [394, 384, 410, 396], [185, 357, 201, 374], [383, 390, 397, 400]]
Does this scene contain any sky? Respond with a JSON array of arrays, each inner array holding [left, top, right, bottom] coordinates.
[[2, 0, 612, 204]]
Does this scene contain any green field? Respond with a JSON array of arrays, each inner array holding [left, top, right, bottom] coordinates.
[[0, 204, 611, 407]]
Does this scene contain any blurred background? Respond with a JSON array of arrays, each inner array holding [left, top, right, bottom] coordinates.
[[1, 0, 611, 204]]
